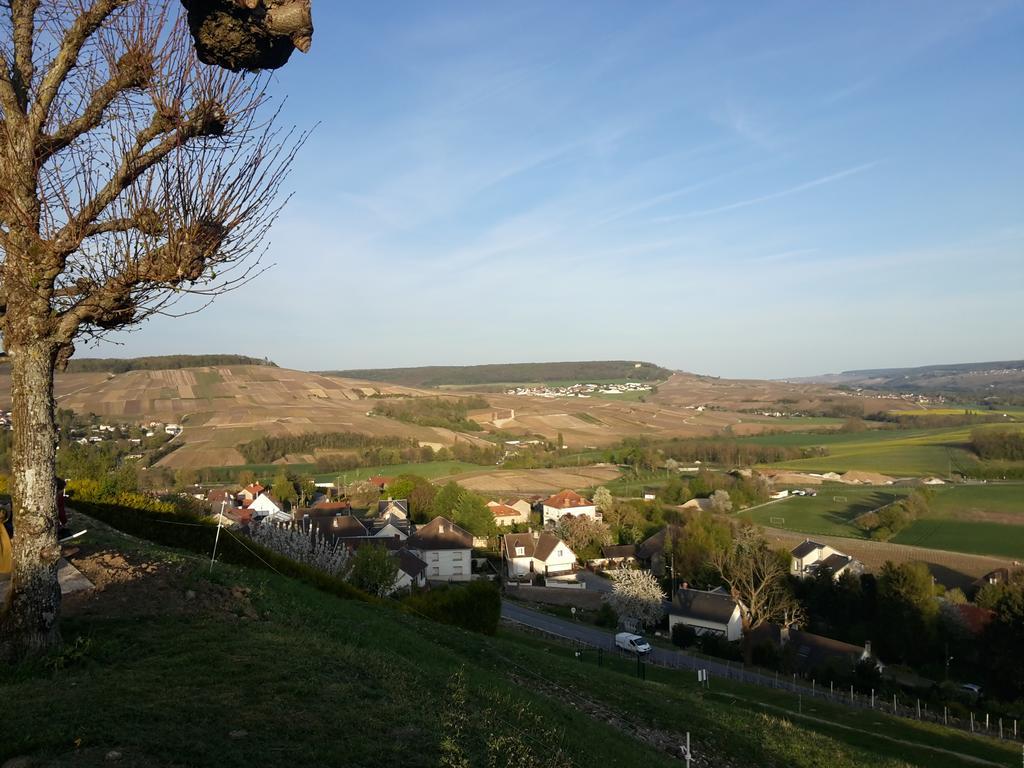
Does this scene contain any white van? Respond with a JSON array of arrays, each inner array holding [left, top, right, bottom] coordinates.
[[615, 632, 652, 655]]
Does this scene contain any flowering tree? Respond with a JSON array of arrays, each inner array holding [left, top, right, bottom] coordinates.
[[593, 486, 613, 514], [605, 569, 666, 628], [248, 523, 348, 577]]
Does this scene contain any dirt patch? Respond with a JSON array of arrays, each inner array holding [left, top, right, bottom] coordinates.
[[447, 466, 621, 494], [960, 510, 1024, 526], [840, 470, 896, 485], [63, 548, 259, 622]]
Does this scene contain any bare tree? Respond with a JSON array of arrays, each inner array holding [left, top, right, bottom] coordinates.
[[711, 527, 803, 657], [0, 0, 302, 659]]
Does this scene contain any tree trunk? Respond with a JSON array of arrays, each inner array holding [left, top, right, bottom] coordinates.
[[0, 340, 61, 661]]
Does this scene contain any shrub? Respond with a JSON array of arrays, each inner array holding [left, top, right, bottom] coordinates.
[[671, 622, 697, 648], [403, 580, 501, 635], [595, 602, 618, 629]]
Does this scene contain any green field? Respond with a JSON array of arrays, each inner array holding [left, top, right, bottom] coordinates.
[[748, 482, 1024, 558], [748, 427, 979, 477], [892, 518, 1024, 559], [4, 512, 1015, 768], [312, 460, 482, 484], [746, 487, 911, 537]]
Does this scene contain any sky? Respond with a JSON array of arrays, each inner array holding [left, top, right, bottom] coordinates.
[[94, 1, 1024, 379]]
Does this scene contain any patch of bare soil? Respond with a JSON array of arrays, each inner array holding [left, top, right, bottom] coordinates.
[[63, 547, 258, 622]]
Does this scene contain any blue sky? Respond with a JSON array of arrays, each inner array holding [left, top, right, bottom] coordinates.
[[96, 1, 1024, 378]]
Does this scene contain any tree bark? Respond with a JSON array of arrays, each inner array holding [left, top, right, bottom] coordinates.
[[0, 341, 62, 661]]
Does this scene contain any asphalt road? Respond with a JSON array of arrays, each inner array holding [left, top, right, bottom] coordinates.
[[501, 599, 748, 681]]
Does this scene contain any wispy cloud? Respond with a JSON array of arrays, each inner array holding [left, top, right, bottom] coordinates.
[[656, 161, 879, 222]]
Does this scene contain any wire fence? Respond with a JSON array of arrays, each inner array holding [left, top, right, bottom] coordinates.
[[504, 617, 1022, 746]]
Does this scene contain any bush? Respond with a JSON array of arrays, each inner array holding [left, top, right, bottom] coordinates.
[[751, 640, 782, 670], [403, 580, 501, 635], [595, 602, 618, 629], [698, 633, 742, 661], [671, 622, 697, 648]]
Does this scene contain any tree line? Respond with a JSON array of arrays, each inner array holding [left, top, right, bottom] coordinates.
[[371, 396, 489, 431], [65, 354, 275, 374], [238, 431, 412, 464], [970, 428, 1024, 461]]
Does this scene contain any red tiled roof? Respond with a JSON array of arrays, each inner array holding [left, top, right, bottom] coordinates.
[[490, 504, 523, 517], [543, 489, 591, 509]]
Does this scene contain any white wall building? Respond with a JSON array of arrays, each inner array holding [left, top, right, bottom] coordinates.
[[407, 516, 474, 582], [502, 532, 577, 578], [542, 489, 597, 525]]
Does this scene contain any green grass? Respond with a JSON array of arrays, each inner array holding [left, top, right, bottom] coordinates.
[[312, 460, 482, 483], [4, 516, 1016, 768], [749, 426, 980, 477], [746, 487, 911, 537], [747, 482, 1024, 558], [892, 518, 1024, 559]]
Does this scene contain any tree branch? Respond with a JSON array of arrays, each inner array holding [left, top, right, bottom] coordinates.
[[53, 100, 228, 262], [37, 49, 154, 162], [29, 0, 125, 136], [10, 0, 40, 109], [0, 50, 24, 120]]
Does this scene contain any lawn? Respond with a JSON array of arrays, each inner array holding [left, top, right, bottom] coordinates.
[[745, 487, 911, 537], [4, 515, 1016, 768]]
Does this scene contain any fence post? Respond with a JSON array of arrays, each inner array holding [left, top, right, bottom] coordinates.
[[893, 694, 897, 715], [917, 699, 921, 720], [986, 713, 990, 732], [971, 712, 975, 733], [850, 685, 854, 704], [944, 706, 948, 725], [999, 718, 1003, 739], [871, 688, 875, 709]]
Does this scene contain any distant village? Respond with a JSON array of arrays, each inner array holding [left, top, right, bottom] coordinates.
[[505, 381, 655, 398]]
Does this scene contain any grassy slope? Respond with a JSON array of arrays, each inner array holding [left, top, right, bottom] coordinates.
[[4, 517, 1016, 768]]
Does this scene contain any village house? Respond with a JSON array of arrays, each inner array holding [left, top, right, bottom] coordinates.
[[238, 483, 265, 506], [488, 502, 530, 527], [588, 544, 637, 570], [669, 586, 743, 642], [634, 525, 684, 575], [790, 540, 862, 580], [248, 493, 290, 524], [502, 531, 577, 578], [748, 624, 882, 675], [407, 516, 474, 582], [542, 489, 597, 525], [393, 549, 428, 592]]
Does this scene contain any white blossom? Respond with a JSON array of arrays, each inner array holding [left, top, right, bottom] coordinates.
[[605, 568, 666, 628], [249, 522, 349, 577]]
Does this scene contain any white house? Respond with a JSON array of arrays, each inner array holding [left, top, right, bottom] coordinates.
[[249, 493, 289, 524], [488, 501, 530, 527], [669, 587, 743, 642], [502, 532, 577, 578], [790, 540, 861, 580], [542, 489, 597, 525], [392, 549, 428, 592], [407, 516, 474, 582]]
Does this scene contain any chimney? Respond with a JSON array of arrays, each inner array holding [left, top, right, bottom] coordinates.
[[864, 640, 872, 657], [532, 530, 539, 540], [780, 626, 790, 646], [681, 581, 689, 591]]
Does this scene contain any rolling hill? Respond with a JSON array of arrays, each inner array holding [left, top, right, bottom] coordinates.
[[799, 359, 1024, 397], [0, 359, 903, 472], [320, 360, 672, 388]]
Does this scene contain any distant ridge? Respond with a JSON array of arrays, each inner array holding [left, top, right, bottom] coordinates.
[[66, 354, 277, 374], [320, 360, 671, 388], [797, 359, 1024, 396]]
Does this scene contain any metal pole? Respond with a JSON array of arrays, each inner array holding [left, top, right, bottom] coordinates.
[[971, 712, 974, 733], [210, 499, 226, 573], [871, 689, 874, 709], [850, 685, 854, 704], [893, 694, 897, 715], [944, 706, 948, 725], [917, 699, 921, 720]]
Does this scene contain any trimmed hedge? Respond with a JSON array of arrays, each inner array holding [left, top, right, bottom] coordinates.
[[403, 580, 501, 635], [74, 500, 374, 604]]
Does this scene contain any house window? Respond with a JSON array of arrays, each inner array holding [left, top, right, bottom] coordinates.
[[453, 552, 463, 561], [557, 549, 564, 557], [430, 552, 439, 562], [431, 566, 439, 576], [514, 546, 525, 557], [453, 566, 463, 576]]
